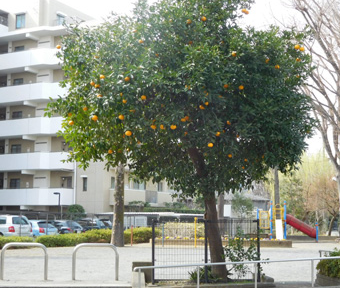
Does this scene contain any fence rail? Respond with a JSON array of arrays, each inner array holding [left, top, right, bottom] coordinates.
[[134, 255, 340, 288]]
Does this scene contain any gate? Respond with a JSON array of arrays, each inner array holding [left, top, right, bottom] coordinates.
[[151, 218, 260, 283]]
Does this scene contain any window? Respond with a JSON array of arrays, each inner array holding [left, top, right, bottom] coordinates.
[[16, 14, 25, 29], [157, 182, 163, 192], [11, 144, 21, 154], [133, 180, 146, 190], [82, 177, 87, 192], [56, 14, 65, 25], [12, 111, 22, 119], [14, 46, 24, 52], [13, 78, 23, 85], [0, 146, 4, 154], [61, 176, 72, 188], [10, 179, 20, 189], [111, 177, 115, 189]]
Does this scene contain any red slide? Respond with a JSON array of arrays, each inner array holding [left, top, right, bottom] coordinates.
[[286, 214, 316, 238]]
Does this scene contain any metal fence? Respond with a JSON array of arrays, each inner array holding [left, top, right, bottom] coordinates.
[[151, 218, 260, 283]]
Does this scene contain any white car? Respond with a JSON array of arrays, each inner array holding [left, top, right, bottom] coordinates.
[[0, 215, 33, 237]]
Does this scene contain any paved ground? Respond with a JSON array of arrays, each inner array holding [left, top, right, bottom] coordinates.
[[0, 240, 339, 287]]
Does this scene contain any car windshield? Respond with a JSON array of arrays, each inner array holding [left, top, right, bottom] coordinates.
[[38, 223, 55, 229], [13, 217, 29, 225]]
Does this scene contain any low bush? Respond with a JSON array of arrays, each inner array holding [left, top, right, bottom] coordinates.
[[124, 227, 159, 244], [316, 249, 340, 278], [0, 236, 33, 249]]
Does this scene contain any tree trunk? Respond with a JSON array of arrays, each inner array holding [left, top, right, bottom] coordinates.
[[205, 195, 228, 281], [328, 215, 336, 236], [111, 163, 125, 247], [217, 193, 225, 230]]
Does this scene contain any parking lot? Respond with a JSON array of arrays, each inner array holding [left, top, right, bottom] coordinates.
[[0, 240, 339, 287]]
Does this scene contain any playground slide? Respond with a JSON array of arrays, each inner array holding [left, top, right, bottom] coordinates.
[[286, 214, 316, 238]]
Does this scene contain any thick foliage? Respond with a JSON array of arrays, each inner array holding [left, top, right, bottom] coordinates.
[[316, 249, 340, 278], [47, 0, 314, 199], [0, 237, 33, 249]]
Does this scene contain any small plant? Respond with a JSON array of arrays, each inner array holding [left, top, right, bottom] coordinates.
[[316, 248, 340, 278], [224, 227, 260, 279], [189, 266, 226, 283]]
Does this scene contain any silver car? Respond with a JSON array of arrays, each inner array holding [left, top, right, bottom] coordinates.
[[0, 215, 33, 237]]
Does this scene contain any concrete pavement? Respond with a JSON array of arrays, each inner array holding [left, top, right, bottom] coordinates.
[[0, 241, 338, 287]]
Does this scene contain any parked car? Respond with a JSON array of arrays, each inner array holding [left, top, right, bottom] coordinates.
[[49, 220, 85, 234], [0, 215, 33, 237], [29, 220, 58, 237], [77, 218, 108, 231]]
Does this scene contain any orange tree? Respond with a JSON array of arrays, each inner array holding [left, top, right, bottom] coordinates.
[[47, 0, 314, 279]]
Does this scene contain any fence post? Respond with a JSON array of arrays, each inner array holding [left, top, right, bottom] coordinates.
[[131, 225, 133, 246], [152, 219, 156, 285], [194, 217, 197, 248], [256, 219, 261, 282], [204, 220, 208, 283]]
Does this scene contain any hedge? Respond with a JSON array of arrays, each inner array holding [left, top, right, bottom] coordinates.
[[316, 249, 340, 278], [0, 236, 33, 249]]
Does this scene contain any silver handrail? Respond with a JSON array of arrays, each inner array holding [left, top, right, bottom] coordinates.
[[72, 243, 119, 281], [0, 242, 48, 280], [133, 255, 340, 288]]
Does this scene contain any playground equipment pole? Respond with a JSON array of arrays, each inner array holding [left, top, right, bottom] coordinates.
[[284, 201, 287, 240], [315, 222, 318, 243], [270, 201, 273, 240]]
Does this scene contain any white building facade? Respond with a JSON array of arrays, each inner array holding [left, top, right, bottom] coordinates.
[[0, 0, 174, 215]]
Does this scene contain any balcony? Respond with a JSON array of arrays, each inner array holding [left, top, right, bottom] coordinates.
[[0, 83, 66, 105], [0, 116, 62, 138], [0, 48, 59, 74], [0, 188, 74, 206], [0, 152, 74, 172]]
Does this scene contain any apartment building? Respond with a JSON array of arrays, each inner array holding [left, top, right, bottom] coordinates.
[[0, 0, 174, 215]]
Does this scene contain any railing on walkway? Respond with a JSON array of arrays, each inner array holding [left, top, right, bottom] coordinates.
[[72, 243, 119, 281], [0, 242, 48, 280], [133, 255, 340, 288]]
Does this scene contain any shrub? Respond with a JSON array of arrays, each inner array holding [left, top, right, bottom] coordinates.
[[124, 227, 159, 244], [316, 249, 340, 278], [36, 233, 87, 247], [0, 236, 33, 249]]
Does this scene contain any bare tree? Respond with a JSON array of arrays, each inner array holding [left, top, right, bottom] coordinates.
[[288, 0, 340, 212]]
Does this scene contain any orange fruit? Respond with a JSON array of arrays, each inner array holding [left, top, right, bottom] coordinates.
[[228, 154, 232, 158], [95, 84, 100, 88], [100, 74, 105, 79], [299, 46, 305, 52], [188, 41, 193, 45], [199, 105, 205, 110], [170, 125, 177, 130], [201, 16, 207, 22], [125, 130, 132, 136], [296, 58, 301, 62], [205, 101, 209, 106], [231, 51, 237, 57], [56, 45, 61, 49], [151, 124, 157, 130], [92, 115, 98, 121], [138, 39, 144, 44], [244, 158, 248, 162], [120, 93, 123, 97], [68, 112, 72, 117], [141, 95, 147, 101], [118, 115, 124, 120], [265, 58, 270, 63], [184, 116, 190, 121], [181, 118, 186, 122], [216, 132, 221, 137], [241, 9, 249, 14], [294, 44, 300, 50], [223, 84, 229, 89], [90, 81, 95, 86], [122, 99, 127, 104], [97, 94, 103, 98], [129, 109, 136, 113], [124, 76, 130, 82], [239, 85, 244, 90], [208, 143, 214, 148], [108, 149, 113, 154], [227, 120, 231, 125], [155, 53, 159, 57], [186, 19, 192, 25], [160, 124, 165, 130], [184, 131, 188, 136], [83, 107, 88, 111], [242, 166, 245, 169], [68, 120, 74, 125], [275, 65, 280, 69]]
